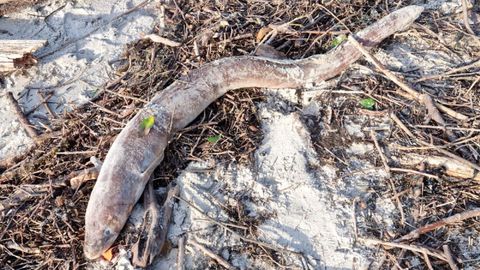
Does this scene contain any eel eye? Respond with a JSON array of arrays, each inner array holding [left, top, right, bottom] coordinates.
[[103, 228, 113, 238]]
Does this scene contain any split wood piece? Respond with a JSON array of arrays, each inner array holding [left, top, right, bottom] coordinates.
[[5, 92, 39, 141], [396, 153, 480, 181], [0, 40, 46, 72], [395, 208, 480, 242], [84, 6, 425, 259], [348, 35, 471, 159], [132, 182, 179, 267], [189, 239, 238, 270]]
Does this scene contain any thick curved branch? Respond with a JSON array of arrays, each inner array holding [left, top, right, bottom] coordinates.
[[84, 6, 424, 260]]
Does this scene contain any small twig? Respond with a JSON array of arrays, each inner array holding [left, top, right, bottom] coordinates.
[[5, 92, 39, 141], [415, 59, 480, 83], [56, 150, 97, 156], [177, 236, 185, 270], [442, 245, 459, 270], [390, 112, 415, 138], [37, 91, 57, 118], [361, 238, 448, 262], [6, 241, 41, 255], [396, 208, 480, 242], [105, 89, 148, 104], [434, 103, 469, 122], [370, 130, 390, 175], [423, 252, 434, 270], [389, 168, 439, 180], [460, 0, 475, 35], [189, 238, 237, 270], [414, 125, 480, 132]]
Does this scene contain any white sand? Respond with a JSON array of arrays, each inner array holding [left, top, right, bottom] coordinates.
[[0, 0, 158, 158]]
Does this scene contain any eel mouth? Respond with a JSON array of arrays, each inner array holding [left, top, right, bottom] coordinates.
[[84, 227, 118, 260]]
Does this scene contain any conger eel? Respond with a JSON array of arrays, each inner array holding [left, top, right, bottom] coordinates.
[[84, 5, 424, 259]]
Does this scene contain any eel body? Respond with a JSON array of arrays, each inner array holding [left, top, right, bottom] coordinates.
[[84, 6, 424, 259]]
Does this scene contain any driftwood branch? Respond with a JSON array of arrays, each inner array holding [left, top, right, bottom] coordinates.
[[84, 6, 425, 260]]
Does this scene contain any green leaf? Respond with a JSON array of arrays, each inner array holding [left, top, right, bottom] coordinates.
[[360, 98, 376, 110], [207, 134, 221, 143], [331, 34, 347, 48], [140, 115, 155, 131]]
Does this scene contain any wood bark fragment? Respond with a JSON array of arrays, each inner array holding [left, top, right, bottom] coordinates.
[[0, 40, 46, 72], [83, 6, 425, 260]]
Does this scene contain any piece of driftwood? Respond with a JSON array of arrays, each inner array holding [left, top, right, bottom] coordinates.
[[395, 153, 480, 181], [0, 40, 46, 72], [83, 6, 424, 259]]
